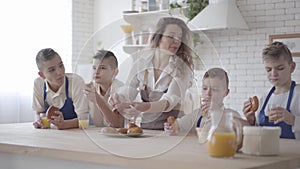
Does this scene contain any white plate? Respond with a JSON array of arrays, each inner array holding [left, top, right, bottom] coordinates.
[[98, 131, 143, 138]]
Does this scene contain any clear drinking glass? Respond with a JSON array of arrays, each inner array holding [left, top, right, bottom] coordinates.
[[78, 112, 89, 129], [121, 105, 141, 128], [40, 113, 50, 129], [267, 103, 280, 122]]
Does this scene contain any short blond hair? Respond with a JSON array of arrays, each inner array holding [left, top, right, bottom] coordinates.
[[203, 68, 229, 88], [262, 41, 293, 64]]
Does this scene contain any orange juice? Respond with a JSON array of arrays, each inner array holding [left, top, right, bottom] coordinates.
[[268, 111, 280, 122], [208, 132, 237, 157], [41, 117, 50, 129], [79, 120, 89, 129]]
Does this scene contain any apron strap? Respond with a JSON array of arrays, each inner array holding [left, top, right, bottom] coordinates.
[[65, 76, 70, 99], [286, 81, 296, 112], [142, 69, 148, 91]]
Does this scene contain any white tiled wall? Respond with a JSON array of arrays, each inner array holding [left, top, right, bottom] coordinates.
[[201, 0, 300, 114], [72, 0, 300, 116], [72, 0, 94, 70]]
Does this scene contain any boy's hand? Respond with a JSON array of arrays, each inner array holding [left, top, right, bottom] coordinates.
[[83, 83, 98, 103], [272, 107, 295, 125], [49, 111, 65, 129], [164, 116, 178, 135], [33, 119, 43, 129], [243, 99, 256, 125], [200, 97, 211, 117]]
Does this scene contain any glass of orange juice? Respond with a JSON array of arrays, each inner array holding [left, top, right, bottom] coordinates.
[[40, 113, 50, 129], [78, 112, 89, 129], [268, 104, 280, 122]]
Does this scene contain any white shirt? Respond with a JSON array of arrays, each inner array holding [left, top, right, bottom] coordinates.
[[32, 73, 88, 114], [177, 107, 241, 133], [118, 48, 193, 112], [88, 79, 124, 127], [256, 84, 300, 133]]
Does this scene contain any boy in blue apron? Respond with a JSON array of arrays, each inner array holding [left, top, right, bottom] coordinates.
[[243, 42, 300, 139], [32, 48, 88, 130]]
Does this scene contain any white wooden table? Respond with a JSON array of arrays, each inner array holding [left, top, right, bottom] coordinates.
[[0, 123, 300, 169]]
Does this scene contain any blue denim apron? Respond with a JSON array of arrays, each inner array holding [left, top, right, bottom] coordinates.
[[259, 81, 295, 139], [44, 76, 77, 120]]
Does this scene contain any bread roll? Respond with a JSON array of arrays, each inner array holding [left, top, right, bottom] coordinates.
[[46, 106, 60, 119], [118, 128, 128, 134], [250, 96, 259, 112], [127, 127, 143, 134]]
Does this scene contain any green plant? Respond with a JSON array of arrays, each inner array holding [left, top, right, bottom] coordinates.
[[169, 0, 208, 21], [186, 0, 208, 21]]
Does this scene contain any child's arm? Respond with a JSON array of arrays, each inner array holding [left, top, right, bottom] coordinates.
[[243, 99, 256, 125], [95, 93, 124, 128], [164, 116, 179, 135], [32, 111, 43, 129], [49, 111, 79, 130], [84, 84, 124, 128]]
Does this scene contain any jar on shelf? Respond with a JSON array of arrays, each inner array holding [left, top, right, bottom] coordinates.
[[140, 0, 148, 12], [158, 0, 169, 10], [131, 0, 137, 11]]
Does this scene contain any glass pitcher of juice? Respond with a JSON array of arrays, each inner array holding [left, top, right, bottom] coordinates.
[[207, 110, 241, 158]]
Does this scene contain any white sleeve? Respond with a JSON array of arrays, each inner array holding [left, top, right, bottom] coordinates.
[[177, 109, 201, 133], [162, 69, 193, 112]]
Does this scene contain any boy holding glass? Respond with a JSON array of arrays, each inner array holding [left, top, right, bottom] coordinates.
[[164, 68, 246, 134], [243, 42, 300, 139]]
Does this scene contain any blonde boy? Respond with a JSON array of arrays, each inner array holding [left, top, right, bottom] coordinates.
[[243, 42, 300, 139], [164, 68, 244, 134], [83, 50, 124, 127]]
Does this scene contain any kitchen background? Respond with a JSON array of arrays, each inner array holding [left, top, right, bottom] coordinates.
[[0, 0, 299, 123]]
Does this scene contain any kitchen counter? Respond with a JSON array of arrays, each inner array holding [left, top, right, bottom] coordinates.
[[0, 122, 300, 169]]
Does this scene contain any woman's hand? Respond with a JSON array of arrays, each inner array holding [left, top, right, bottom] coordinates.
[[131, 102, 150, 112], [243, 99, 256, 125], [108, 93, 126, 108]]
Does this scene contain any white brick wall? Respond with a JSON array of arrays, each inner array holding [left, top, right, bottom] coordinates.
[[72, 0, 94, 71], [72, 0, 299, 117], [200, 0, 300, 115]]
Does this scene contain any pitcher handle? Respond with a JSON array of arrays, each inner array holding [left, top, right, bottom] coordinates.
[[233, 117, 243, 151]]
